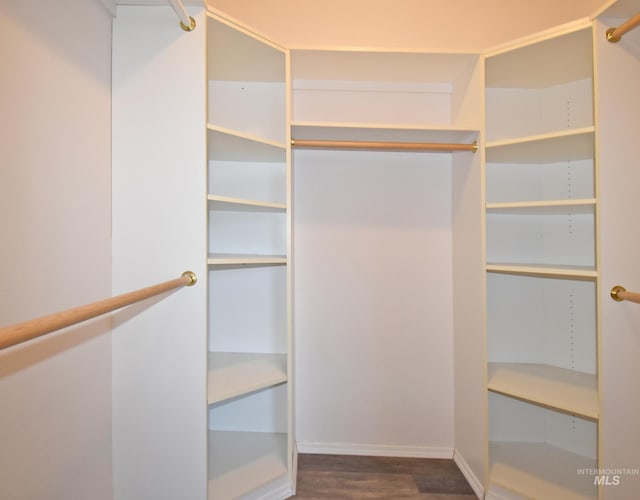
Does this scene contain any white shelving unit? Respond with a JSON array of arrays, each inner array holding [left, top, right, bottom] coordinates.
[[206, 11, 293, 500], [484, 22, 599, 499]]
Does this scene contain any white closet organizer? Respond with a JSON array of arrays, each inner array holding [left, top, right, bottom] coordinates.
[[484, 25, 599, 499], [206, 12, 294, 500]]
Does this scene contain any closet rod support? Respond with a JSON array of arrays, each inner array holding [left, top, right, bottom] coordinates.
[[168, 0, 196, 31], [611, 285, 640, 304], [606, 13, 640, 43]]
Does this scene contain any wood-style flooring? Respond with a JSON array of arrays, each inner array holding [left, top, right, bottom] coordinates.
[[290, 454, 477, 499]]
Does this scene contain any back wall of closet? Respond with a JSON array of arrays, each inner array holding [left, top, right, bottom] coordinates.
[[294, 149, 455, 455]]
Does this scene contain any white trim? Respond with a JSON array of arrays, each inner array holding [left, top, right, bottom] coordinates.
[[253, 484, 294, 500], [453, 449, 484, 499], [296, 441, 454, 459]]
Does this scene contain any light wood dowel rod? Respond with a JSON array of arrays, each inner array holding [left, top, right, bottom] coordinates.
[[0, 271, 197, 351], [291, 138, 478, 153], [610, 285, 640, 304], [606, 13, 640, 43]]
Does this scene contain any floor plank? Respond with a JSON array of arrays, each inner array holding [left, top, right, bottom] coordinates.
[[290, 454, 477, 499]]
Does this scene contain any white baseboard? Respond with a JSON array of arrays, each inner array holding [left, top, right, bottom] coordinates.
[[453, 449, 484, 499], [297, 441, 454, 459]]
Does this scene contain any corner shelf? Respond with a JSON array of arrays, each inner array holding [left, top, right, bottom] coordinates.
[[207, 253, 287, 266], [487, 362, 598, 420], [208, 431, 288, 499], [207, 124, 287, 162], [486, 263, 597, 279], [486, 127, 595, 163], [489, 441, 598, 500], [208, 352, 288, 405], [208, 194, 286, 212], [486, 198, 596, 214]]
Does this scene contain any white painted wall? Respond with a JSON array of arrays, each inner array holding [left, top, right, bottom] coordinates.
[[111, 6, 208, 500], [207, 0, 607, 51], [0, 1, 113, 499], [294, 149, 455, 456]]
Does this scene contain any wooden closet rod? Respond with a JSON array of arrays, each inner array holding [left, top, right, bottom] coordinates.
[[291, 139, 478, 153], [0, 271, 197, 351], [168, 0, 196, 31], [611, 285, 640, 304], [606, 12, 640, 42]]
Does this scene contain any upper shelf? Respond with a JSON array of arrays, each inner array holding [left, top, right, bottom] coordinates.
[[486, 127, 595, 163], [208, 253, 287, 266], [292, 123, 478, 145], [485, 26, 593, 88], [207, 125, 286, 162], [486, 199, 596, 215], [486, 263, 597, 279]]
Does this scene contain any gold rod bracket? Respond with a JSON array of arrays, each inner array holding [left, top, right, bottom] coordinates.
[[611, 285, 626, 301], [606, 27, 621, 43], [472, 140, 479, 153], [181, 270, 197, 286], [180, 16, 196, 32]]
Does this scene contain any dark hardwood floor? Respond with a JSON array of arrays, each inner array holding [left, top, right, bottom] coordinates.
[[290, 454, 477, 499]]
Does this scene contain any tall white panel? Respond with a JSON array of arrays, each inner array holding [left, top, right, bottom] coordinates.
[[595, 15, 640, 498], [112, 6, 207, 500]]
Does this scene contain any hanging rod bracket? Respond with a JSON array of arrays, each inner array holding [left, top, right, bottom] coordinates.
[[611, 285, 627, 301], [180, 16, 196, 32]]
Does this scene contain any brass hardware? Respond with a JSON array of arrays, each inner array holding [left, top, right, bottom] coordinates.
[[180, 16, 196, 32], [290, 139, 296, 147], [472, 140, 479, 153], [606, 27, 621, 43], [182, 270, 197, 286], [611, 285, 626, 301]]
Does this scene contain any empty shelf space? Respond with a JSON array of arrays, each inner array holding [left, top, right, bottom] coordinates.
[[208, 430, 289, 500], [486, 263, 597, 279], [486, 198, 596, 215], [208, 194, 286, 212], [208, 253, 287, 266], [208, 352, 287, 405], [486, 127, 595, 163], [489, 441, 597, 500], [488, 363, 598, 420]]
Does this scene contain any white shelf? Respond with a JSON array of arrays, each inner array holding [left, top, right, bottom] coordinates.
[[207, 124, 286, 162], [488, 362, 598, 420], [486, 263, 597, 279], [486, 127, 595, 163], [208, 253, 287, 266], [208, 430, 288, 500], [208, 352, 287, 405], [486, 198, 596, 215], [489, 441, 597, 500], [292, 122, 478, 144], [208, 195, 286, 213]]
